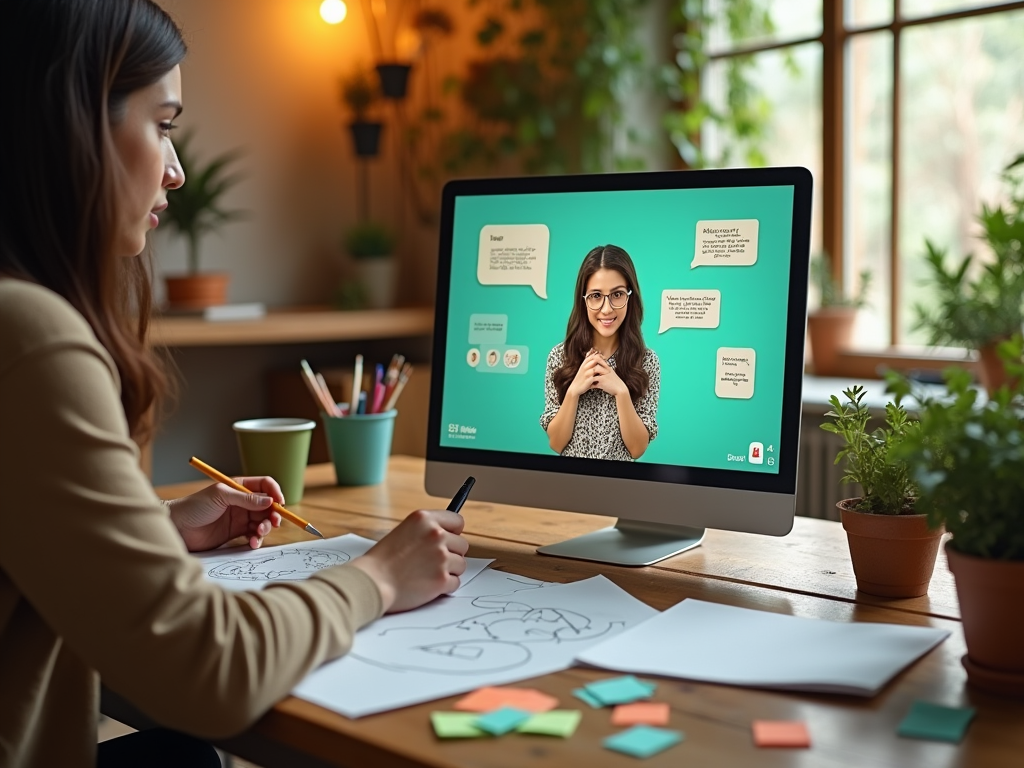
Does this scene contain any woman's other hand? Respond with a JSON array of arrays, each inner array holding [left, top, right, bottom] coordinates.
[[350, 509, 468, 613], [590, 356, 629, 398], [167, 477, 283, 552], [566, 349, 607, 399]]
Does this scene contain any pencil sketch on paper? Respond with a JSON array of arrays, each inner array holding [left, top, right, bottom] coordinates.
[[206, 548, 349, 582], [352, 595, 623, 674]]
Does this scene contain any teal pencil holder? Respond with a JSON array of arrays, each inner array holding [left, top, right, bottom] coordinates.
[[321, 409, 397, 486]]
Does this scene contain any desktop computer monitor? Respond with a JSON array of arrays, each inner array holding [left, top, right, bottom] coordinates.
[[426, 166, 813, 566]]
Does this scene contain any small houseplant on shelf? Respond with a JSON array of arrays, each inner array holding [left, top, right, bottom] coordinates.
[[341, 68, 382, 159], [162, 130, 247, 309], [807, 255, 871, 376], [913, 154, 1024, 395], [888, 344, 1024, 697], [820, 384, 943, 598], [344, 222, 397, 309]]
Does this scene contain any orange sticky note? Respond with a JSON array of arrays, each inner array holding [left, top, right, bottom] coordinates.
[[611, 702, 671, 727], [752, 720, 811, 748], [454, 686, 558, 714]]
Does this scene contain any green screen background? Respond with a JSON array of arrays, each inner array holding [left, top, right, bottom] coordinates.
[[439, 185, 795, 474]]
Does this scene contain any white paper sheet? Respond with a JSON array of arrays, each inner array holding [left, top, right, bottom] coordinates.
[[292, 571, 657, 717], [194, 533, 493, 596], [577, 599, 949, 696]]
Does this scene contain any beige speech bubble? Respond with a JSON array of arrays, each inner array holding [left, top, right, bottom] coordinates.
[[715, 347, 756, 399], [659, 289, 721, 333], [477, 224, 550, 299], [693, 219, 759, 269]]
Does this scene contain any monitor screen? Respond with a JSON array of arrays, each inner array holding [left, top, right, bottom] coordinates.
[[426, 167, 812, 563]]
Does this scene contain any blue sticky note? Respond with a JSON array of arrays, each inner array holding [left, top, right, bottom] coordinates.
[[474, 706, 532, 736], [897, 701, 976, 744], [573, 687, 605, 708], [585, 676, 656, 706], [604, 725, 684, 758]]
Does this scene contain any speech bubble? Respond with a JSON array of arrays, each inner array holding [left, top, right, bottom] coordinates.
[[659, 289, 721, 333], [715, 347, 756, 399], [478, 224, 550, 299], [693, 219, 759, 269], [468, 313, 508, 346]]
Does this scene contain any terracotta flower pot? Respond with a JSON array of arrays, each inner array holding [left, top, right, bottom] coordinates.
[[164, 272, 229, 310], [838, 500, 944, 598], [946, 543, 1024, 698], [977, 340, 1021, 396], [807, 307, 856, 376]]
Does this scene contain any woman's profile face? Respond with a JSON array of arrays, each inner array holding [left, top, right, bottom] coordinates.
[[584, 268, 629, 342], [110, 65, 185, 257]]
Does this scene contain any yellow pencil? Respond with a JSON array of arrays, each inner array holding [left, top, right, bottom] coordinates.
[[188, 456, 324, 539]]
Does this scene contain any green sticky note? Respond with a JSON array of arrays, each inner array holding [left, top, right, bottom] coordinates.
[[474, 706, 532, 736], [604, 725, 684, 759], [516, 710, 583, 738], [585, 675, 656, 706], [431, 712, 487, 739], [897, 701, 976, 744], [573, 687, 605, 708]]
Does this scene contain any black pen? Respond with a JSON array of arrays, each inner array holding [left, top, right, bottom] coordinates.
[[446, 476, 476, 514]]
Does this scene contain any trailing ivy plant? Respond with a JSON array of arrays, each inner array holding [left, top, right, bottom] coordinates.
[[887, 342, 1024, 561], [819, 384, 919, 515]]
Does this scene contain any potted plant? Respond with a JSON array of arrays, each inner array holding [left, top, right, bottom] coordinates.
[[888, 343, 1024, 697], [820, 385, 944, 598], [913, 154, 1024, 395], [344, 222, 397, 309], [341, 68, 383, 158], [807, 254, 871, 376], [162, 130, 247, 309]]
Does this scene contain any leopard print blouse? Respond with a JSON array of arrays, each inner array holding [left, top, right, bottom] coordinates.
[[540, 342, 660, 461]]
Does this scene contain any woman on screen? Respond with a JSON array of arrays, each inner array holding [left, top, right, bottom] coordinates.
[[540, 245, 660, 460]]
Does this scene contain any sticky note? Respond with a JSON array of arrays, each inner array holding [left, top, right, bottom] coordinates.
[[573, 687, 605, 708], [585, 675, 656, 706], [430, 712, 487, 739], [474, 707, 532, 736], [612, 702, 671, 727], [516, 710, 583, 738], [603, 726, 683, 759], [897, 701, 976, 743], [752, 720, 811, 748], [455, 686, 558, 714]]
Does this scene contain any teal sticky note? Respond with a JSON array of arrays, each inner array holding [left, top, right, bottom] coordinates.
[[604, 725, 684, 758], [573, 687, 605, 708], [474, 706, 532, 736], [516, 710, 583, 738], [430, 712, 487, 739], [897, 701, 976, 744], [585, 675, 656, 706]]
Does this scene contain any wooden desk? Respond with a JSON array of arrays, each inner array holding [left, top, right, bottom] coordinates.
[[116, 458, 1021, 768]]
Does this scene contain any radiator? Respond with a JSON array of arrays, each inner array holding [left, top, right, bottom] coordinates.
[[796, 413, 856, 521]]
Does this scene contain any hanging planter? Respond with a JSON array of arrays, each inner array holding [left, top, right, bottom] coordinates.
[[375, 63, 412, 100], [348, 121, 383, 158]]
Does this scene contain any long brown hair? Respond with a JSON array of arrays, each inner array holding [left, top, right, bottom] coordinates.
[[553, 245, 650, 404], [0, 0, 186, 440]]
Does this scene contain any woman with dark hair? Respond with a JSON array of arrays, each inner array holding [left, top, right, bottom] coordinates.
[[0, 2, 467, 767], [540, 245, 661, 461]]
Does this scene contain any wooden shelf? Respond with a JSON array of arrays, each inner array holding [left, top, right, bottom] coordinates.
[[149, 306, 434, 347]]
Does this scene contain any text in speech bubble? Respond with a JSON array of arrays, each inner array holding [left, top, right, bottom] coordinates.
[[693, 219, 759, 269], [715, 347, 756, 399], [478, 224, 550, 299], [659, 289, 721, 333], [468, 313, 508, 346]]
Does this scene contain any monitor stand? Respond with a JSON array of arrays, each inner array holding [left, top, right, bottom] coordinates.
[[536, 519, 705, 567]]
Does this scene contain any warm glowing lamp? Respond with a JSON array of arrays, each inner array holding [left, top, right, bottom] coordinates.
[[320, 0, 347, 24]]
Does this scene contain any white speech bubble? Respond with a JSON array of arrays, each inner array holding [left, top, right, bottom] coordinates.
[[659, 289, 721, 333], [477, 224, 550, 299], [693, 219, 759, 269], [715, 347, 756, 399]]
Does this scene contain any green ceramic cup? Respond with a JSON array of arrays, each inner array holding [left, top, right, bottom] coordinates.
[[232, 418, 316, 504], [321, 409, 397, 486]]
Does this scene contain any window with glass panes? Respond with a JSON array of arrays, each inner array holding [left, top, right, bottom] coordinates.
[[701, 0, 1023, 348]]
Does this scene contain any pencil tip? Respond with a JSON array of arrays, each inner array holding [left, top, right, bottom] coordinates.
[[306, 524, 325, 539]]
